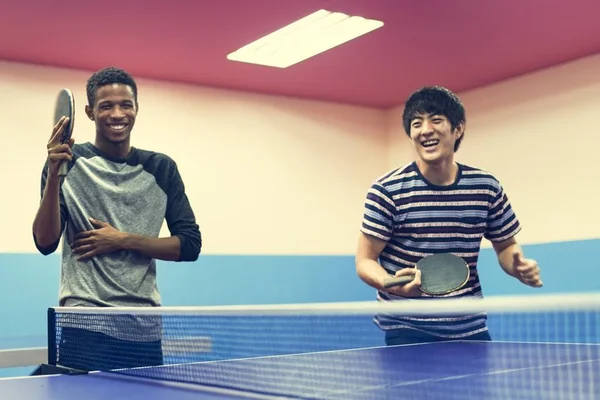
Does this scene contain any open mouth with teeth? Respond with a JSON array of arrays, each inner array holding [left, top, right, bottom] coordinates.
[[107, 123, 128, 132], [421, 139, 440, 148]]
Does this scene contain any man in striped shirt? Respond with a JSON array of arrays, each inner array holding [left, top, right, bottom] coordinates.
[[356, 86, 543, 345]]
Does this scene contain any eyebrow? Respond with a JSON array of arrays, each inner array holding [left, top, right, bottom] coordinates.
[[412, 114, 444, 121], [98, 99, 134, 106], [411, 115, 427, 123]]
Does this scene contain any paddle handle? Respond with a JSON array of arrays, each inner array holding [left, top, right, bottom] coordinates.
[[58, 160, 68, 176], [383, 275, 415, 289], [57, 127, 70, 177]]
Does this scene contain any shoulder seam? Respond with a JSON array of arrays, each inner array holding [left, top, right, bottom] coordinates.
[[375, 162, 414, 185]]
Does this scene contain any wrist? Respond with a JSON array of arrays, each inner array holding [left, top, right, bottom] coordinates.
[[357, 260, 391, 291], [119, 232, 136, 251], [375, 271, 394, 291], [44, 172, 61, 187]]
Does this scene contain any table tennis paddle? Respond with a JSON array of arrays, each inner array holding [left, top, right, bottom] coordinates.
[[53, 88, 75, 177], [382, 253, 470, 295]]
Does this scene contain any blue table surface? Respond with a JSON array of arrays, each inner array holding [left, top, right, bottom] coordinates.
[[1, 341, 598, 399]]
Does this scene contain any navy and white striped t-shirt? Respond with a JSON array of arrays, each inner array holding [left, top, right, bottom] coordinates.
[[360, 161, 521, 338]]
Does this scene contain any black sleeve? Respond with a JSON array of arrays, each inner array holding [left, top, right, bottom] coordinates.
[[164, 161, 202, 262], [139, 151, 202, 262], [33, 160, 68, 255]]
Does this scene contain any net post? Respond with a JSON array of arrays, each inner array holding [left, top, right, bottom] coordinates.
[[47, 307, 57, 365]]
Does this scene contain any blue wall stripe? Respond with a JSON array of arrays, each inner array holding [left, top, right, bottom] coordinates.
[[0, 238, 598, 377]]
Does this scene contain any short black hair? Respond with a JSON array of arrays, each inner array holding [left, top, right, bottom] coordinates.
[[86, 66, 138, 107], [402, 86, 466, 151]]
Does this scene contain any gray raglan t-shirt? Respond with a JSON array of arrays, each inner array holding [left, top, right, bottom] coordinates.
[[34, 142, 201, 341]]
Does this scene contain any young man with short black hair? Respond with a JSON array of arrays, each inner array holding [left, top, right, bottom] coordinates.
[[356, 86, 542, 346]]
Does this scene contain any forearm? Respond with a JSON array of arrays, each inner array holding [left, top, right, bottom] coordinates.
[[356, 258, 391, 291], [32, 174, 62, 248], [121, 234, 181, 261], [496, 241, 522, 278]]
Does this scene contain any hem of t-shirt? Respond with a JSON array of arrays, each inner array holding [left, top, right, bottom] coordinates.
[[377, 324, 490, 339]]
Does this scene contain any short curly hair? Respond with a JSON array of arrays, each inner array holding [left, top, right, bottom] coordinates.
[[86, 66, 138, 107], [402, 86, 466, 151]]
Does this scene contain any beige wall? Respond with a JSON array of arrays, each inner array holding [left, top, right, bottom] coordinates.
[[0, 61, 388, 255]]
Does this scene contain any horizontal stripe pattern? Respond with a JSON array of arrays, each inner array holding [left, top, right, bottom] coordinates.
[[361, 162, 521, 338]]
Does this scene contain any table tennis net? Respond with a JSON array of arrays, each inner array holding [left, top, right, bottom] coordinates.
[[48, 293, 600, 399]]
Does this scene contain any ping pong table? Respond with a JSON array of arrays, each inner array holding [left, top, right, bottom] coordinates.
[[1, 340, 598, 399]]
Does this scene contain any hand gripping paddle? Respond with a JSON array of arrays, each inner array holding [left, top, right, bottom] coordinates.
[[383, 253, 470, 295], [53, 88, 75, 177]]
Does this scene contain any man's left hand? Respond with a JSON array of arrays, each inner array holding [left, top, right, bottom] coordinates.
[[71, 218, 126, 261], [513, 252, 543, 288]]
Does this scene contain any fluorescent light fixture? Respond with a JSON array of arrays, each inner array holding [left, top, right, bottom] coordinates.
[[227, 9, 384, 68]]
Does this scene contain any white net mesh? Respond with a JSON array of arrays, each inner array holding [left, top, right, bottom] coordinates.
[[48, 292, 600, 399]]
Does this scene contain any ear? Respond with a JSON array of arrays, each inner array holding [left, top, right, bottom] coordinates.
[[85, 105, 94, 120], [454, 122, 465, 139]]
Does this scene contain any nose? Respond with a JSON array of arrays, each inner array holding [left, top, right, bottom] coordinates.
[[420, 120, 434, 135], [110, 106, 125, 119]]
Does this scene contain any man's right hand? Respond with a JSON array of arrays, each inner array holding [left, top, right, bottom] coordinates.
[[382, 267, 422, 298], [356, 233, 425, 298], [47, 116, 74, 177]]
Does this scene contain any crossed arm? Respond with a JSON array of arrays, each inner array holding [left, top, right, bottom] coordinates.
[[69, 218, 189, 261], [33, 167, 201, 262]]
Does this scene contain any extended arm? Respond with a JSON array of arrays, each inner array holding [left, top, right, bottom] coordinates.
[[492, 236, 522, 278], [492, 236, 543, 287], [485, 181, 542, 288]]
